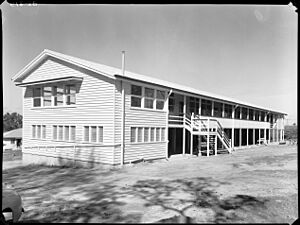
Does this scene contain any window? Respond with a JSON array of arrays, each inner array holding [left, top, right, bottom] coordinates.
[[266, 113, 270, 122], [131, 127, 136, 143], [43, 86, 52, 106], [131, 85, 142, 107], [190, 97, 199, 114], [144, 88, 154, 109], [241, 107, 248, 120], [254, 111, 259, 121], [53, 85, 64, 106], [33, 87, 42, 107], [37, 125, 41, 139], [91, 126, 97, 142], [201, 99, 212, 116], [137, 127, 143, 142], [53, 126, 57, 140], [156, 128, 161, 142], [249, 109, 254, 120], [156, 90, 165, 110], [150, 128, 155, 142], [161, 128, 165, 141], [169, 93, 175, 112], [42, 125, 46, 139], [58, 126, 63, 140], [213, 102, 222, 117], [65, 126, 70, 141], [260, 112, 265, 122], [65, 85, 76, 105], [98, 126, 103, 143], [234, 107, 241, 119], [32, 125, 36, 138], [224, 104, 232, 118], [144, 127, 149, 142], [84, 126, 89, 142], [70, 126, 76, 141]]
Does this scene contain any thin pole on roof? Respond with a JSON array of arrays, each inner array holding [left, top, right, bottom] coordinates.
[[122, 51, 125, 76]]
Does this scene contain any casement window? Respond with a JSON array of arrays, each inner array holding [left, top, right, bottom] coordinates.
[[43, 86, 52, 106], [53, 126, 57, 140], [64, 126, 70, 141], [70, 126, 76, 141], [161, 128, 165, 141], [58, 126, 63, 140], [249, 109, 254, 120], [65, 85, 76, 105], [137, 127, 143, 142], [32, 125, 36, 138], [213, 102, 222, 117], [144, 127, 150, 142], [131, 127, 137, 143], [131, 85, 142, 107], [156, 128, 161, 142], [84, 126, 89, 142], [37, 125, 41, 139], [224, 104, 232, 118], [241, 107, 248, 120], [150, 127, 155, 142], [169, 93, 175, 112], [234, 107, 241, 119], [83, 126, 103, 143], [91, 126, 97, 142], [42, 125, 46, 139], [156, 90, 165, 110], [53, 85, 64, 106], [33, 87, 42, 107], [201, 99, 212, 116], [144, 88, 155, 109], [190, 97, 199, 114], [98, 126, 103, 143]]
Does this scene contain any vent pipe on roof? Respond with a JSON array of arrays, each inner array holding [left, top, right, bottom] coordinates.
[[121, 51, 125, 76]]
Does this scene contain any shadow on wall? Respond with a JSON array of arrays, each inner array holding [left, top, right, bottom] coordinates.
[[3, 165, 267, 223]]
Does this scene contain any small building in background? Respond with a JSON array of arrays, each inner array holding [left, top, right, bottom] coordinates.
[[3, 128, 22, 151]]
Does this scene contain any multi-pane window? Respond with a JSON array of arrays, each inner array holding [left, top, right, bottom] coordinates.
[[213, 102, 222, 117], [65, 126, 70, 141], [70, 126, 76, 141], [156, 90, 165, 110], [201, 99, 212, 116], [144, 127, 149, 142], [224, 104, 232, 118], [43, 86, 52, 106], [190, 97, 199, 114], [53, 85, 64, 106], [37, 125, 41, 139], [98, 126, 103, 143], [169, 93, 175, 112], [234, 107, 241, 119], [241, 107, 248, 120], [249, 109, 254, 120], [83, 126, 103, 143], [33, 87, 42, 107], [65, 85, 76, 105], [32, 125, 36, 138], [156, 128, 161, 142], [144, 88, 155, 109], [161, 128, 165, 141], [131, 85, 142, 107], [58, 126, 63, 140]]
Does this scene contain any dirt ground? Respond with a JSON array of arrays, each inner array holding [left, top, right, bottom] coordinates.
[[2, 144, 298, 223]]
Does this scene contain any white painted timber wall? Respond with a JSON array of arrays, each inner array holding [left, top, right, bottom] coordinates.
[[22, 57, 116, 164], [116, 81, 167, 164]]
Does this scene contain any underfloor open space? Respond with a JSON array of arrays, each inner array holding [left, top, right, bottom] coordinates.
[[2, 144, 298, 223]]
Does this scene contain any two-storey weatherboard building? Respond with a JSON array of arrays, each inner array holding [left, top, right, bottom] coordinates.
[[12, 49, 286, 166]]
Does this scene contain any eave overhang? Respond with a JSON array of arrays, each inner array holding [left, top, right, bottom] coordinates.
[[15, 76, 83, 87]]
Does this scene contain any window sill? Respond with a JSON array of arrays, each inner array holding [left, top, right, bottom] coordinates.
[[130, 107, 167, 113], [51, 140, 76, 143], [31, 105, 77, 110], [129, 141, 167, 145]]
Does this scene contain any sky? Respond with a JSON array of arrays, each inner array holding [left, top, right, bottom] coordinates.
[[1, 4, 298, 124]]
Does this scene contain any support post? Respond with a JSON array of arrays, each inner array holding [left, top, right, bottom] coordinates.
[[183, 95, 186, 155], [232, 105, 235, 150], [258, 129, 261, 145], [246, 128, 249, 146], [268, 128, 271, 143], [165, 92, 170, 159], [253, 129, 255, 145], [239, 128, 242, 147], [207, 118, 210, 157], [214, 134, 217, 155], [190, 112, 194, 155]]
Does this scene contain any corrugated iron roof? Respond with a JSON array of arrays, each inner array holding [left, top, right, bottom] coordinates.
[[3, 128, 22, 139], [12, 49, 287, 115]]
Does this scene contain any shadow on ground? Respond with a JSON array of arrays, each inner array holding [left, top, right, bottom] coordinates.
[[3, 164, 268, 223]]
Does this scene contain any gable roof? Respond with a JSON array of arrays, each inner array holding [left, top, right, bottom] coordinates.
[[3, 128, 22, 139], [12, 49, 287, 115]]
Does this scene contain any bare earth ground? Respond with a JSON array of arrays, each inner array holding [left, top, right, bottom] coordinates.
[[2, 144, 298, 223]]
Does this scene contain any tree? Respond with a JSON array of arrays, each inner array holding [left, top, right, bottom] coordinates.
[[3, 112, 23, 132]]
